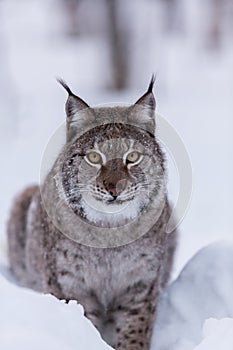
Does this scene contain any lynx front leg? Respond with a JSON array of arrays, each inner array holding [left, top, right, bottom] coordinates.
[[106, 283, 159, 350], [115, 303, 156, 349], [81, 291, 106, 336]]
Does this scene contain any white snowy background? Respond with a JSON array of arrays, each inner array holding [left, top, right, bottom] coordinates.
[[0, 0, 233, 349]]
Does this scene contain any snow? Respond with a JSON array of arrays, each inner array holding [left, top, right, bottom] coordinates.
[[0, 0, 233, 349], [193, 318, 233, 350], [153, 242, 233, 350], [0, 272, 112, 350]]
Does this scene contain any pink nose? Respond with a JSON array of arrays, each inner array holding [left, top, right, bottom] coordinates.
[[104, 179, 126, 198], [107, 183, 118, 197]]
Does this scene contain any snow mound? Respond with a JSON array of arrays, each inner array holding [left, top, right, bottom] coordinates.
[[194, 318, 233, 350], [0, 273, 113, 350], [152, 242, 233, 350]]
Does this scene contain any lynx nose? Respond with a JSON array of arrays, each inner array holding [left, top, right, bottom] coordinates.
[[104, 179, 126, 199]]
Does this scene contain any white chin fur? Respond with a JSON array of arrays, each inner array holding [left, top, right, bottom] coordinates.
[[80, 193, 147, 227]]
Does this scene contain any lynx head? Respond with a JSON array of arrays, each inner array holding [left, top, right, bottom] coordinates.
[[58, 76, 166, 228]]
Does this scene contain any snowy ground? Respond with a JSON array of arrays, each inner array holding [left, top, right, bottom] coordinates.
[[0, 0, 233, 349], [0, 270, 112, 350], [153, 243, 233, 350]]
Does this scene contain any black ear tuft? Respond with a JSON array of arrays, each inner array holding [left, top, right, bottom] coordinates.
[[57, 77, 90, 115], [135, 75, 156, 110], [57, 78, 91, 142], [57, 77, 73, 96], [147, 74, 156, 94]]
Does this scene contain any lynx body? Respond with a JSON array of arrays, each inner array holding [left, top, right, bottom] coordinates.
[[7, 78, 177, 350]]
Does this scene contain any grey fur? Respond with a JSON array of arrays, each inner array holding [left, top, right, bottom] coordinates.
[[7, 83, 177, 350]]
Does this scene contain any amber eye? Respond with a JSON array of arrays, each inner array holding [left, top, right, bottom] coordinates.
[[126, 151, 140, 164], [86, 151, 102, 164]]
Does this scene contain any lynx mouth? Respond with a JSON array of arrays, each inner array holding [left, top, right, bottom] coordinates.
[[106, 197, 135, 204], [93, 195, 135, 205]]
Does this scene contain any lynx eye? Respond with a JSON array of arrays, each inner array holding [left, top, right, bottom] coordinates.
[[126, 151, 140, 164], [86, 151, 102, 164]]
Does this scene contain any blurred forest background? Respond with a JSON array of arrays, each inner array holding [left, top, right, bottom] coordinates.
[[0, 0, 233, 275]]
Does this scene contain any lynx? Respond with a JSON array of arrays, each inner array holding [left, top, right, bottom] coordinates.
[[7, 77, 177, 350]]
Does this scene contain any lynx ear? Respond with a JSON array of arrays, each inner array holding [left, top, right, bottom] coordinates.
[[57, 78, 89, 117], [57, 78, 92, 142], [130, 75, 156, 135], [135, 74, 156, 111]]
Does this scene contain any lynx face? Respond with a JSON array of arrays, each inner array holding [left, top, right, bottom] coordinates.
[[62, 123, 165, 228], [58, 76, 166, 228]]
